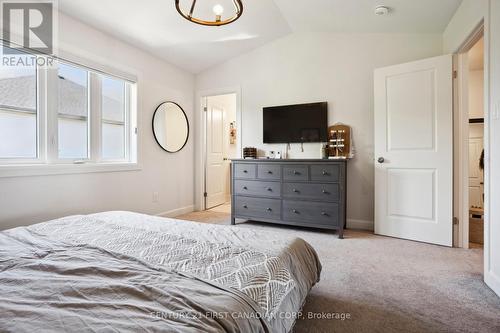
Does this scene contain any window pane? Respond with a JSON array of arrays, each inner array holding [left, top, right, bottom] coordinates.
[[58, 118, 88, 159], [102, 123, 125, 159], [0, 49, 37, 158], [102, 76, 125, 122], [101, 75, 126, 160], [58, 62, 88, 159]]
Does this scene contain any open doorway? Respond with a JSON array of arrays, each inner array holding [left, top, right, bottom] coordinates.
[[467, 37, 485, 248], [203, 93, 238, 211], [454, 24, 486, 249]]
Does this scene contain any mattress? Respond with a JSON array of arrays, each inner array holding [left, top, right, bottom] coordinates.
[[0, 211, 321, 333]]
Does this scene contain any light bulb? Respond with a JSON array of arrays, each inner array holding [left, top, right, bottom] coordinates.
[[213, 4, 224, 16]]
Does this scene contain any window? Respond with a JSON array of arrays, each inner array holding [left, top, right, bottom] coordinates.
[[0, 48, 37, 159], [57, 62, 89, 160], [0, 44, 137, 174], [101, 75, 126, 160]]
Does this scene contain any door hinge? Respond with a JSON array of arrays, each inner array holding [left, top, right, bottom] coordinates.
[[204, 107, 208, 112], [453, 70, 458, 79], [453, 217, 459, 225], [204, 192, 208, 197], [134, 127, 138, 134]]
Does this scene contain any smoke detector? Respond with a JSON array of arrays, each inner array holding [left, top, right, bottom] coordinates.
[[374, 6, 390, 16]]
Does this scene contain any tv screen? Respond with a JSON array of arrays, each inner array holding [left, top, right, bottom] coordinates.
[[263, 102, 328, 143]]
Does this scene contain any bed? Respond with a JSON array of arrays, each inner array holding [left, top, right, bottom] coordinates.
[[0, 211, 321, 332]]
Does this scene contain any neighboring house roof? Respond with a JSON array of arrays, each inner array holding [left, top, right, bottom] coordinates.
[[0, 76, 123, 121], [0, 75, 35, 111]]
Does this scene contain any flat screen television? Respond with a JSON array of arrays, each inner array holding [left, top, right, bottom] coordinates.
[[263, 102, 328, 143]]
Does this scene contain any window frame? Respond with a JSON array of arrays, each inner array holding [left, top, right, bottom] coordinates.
[[99, 74, 131, 163], [0, 49, 139, 177], [0, 50, 44, 165], [51, 60, 91, 164]]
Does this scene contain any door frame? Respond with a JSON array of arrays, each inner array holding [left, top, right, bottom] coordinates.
[[454, 22, 486, 249], [194, 87, 242, 211]]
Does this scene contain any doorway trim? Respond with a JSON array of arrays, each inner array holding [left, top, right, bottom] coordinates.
[[194, 87, 242, 211], [454, 21, 487, 249]]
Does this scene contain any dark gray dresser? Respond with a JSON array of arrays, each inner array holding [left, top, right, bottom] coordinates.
[[231, 159, 347, 238]]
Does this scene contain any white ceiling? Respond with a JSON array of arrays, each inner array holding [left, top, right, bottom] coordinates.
[[59, 0, 463, 74], [274, 0, 463, 33]]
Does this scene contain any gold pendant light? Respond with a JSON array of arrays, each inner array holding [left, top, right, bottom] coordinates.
[[175, 0, 243, 26]]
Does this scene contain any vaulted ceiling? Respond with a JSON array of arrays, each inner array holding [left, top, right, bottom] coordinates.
[[59, 0, 462, 73]]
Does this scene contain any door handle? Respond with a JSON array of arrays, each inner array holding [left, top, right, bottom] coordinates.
[[377, 157, 385, 164]]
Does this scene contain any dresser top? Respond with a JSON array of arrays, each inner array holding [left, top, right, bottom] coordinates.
[[231, 158, 347, 163]]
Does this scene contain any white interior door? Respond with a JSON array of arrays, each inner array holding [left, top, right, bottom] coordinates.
[[468, 124, 484, 209], [374, 55, 453, 246], [205, 98, 226, 209]]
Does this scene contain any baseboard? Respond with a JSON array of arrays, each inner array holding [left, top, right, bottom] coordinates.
[[347, 219, 374, 231], [485, 271, 500, 297], [157, 205, 194, 218]]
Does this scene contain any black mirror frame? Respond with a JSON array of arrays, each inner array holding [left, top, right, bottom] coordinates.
[[152, 101, 190, 153]]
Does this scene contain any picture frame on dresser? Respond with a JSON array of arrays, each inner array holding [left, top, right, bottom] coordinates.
[[230, 159, 347, 238]]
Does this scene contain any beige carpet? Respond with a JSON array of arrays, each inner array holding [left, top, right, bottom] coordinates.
[[176, 209, 500, 333]]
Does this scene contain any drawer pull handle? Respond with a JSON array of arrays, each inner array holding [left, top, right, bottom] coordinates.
[[322, 189, 328, 194], [292, 209, 299, 214], [321, 212, 328, 216], [266, 208, 272, 212], [293, 188, 299, 193], [267, 170, 273, 174], [243, 170, 248, 173], [243, 205, 248, 209], [293, 170, 300, 175], [266, 187, 273, 191], [243, 186, 248, 190], [322, 170, 329, 175]]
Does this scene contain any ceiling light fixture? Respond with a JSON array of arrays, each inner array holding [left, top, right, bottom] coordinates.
[[175, 0, 244, 26], [374, 6, 390, 16]]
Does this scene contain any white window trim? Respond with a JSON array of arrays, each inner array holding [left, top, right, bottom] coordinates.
[[0, 162, 141, 178], [0, 51, 140, 177]]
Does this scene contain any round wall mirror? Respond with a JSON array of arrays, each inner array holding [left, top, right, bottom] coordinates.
[[152, 101, 189, 153]]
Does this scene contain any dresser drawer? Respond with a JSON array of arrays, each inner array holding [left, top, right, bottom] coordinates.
[[234, 196, 281, 220], [257, 164, 281, 180], [283, 200, 340, 226], [234, 180, 281, 198], [234, 163, 256, 179], [310, 164, 341, 182], [283, 183, 340, 202], [283, 165, 309, 181]]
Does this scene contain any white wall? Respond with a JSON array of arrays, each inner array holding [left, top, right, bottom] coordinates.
[[444, 0, 500, 296], [443, 0, 488, 53], [0, 13, 195, 230], [196, 32, 443, 228]]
